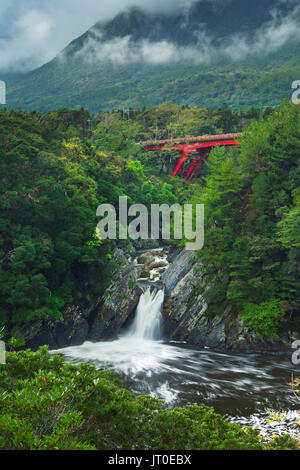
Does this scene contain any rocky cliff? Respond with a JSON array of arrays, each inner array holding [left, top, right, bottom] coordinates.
[[16, 244, 299, 354], [16, 250, 141, 350], [161, 248, 299, 353]]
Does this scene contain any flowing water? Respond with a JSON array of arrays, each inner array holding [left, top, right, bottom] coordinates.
[[54, 288, 300, 440], [128, 289, 164, 341]]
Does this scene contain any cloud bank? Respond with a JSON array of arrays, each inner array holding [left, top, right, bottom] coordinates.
[[223, 7, 300, 61], [1, 1, 300, 72], [73, 30, 213, 66], [0, 0, 197, 72], [74, 5, 300, 67]]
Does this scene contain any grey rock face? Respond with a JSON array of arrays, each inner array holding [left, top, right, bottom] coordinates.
[[18, 251, 141, 350], [131, 239, 160, 251], [16, 306, 89, 351], [161, 249, 299, 353], [161, 249, 196, 299], [88, 253, 142, 341], [138, 252, 155, 265]]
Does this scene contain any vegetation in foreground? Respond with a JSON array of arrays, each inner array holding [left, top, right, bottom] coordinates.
[[0, 347, 297, 450]]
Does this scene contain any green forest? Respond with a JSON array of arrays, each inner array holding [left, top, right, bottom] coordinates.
[[0, 99, 300, 449], [0, 101, 299, 338]]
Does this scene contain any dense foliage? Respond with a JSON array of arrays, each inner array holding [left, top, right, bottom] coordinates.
[[0, 109, 114, 325], [0, 347, 297, 450], [191, 101, 300, 338], [0, 100, 299, 338], [0, 103, 258, 328]]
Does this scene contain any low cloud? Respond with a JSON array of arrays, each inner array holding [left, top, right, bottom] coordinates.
[[0, 0, 198, 72], [223, 7, 300, 60], [1, 0, 300, 72], [74, 30, 212, 66], [0, 10, 54, 72], [74, 5, 300, 67]]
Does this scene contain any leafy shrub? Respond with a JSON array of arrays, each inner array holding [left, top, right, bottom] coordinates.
[[241, 299, 285, 339]]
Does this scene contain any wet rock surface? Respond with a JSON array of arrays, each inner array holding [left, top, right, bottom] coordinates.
[[135, 246, 170, 283], [137, 252, 155, 265], [17, 306, 90, 351]]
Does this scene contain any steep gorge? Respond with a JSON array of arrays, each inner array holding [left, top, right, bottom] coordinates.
[[18, 242, 298, 354]]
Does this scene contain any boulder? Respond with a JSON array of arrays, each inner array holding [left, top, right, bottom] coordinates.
[[15, 306, 89, 351], [138, 252, 155, 265], [131, 239, 160, 251], [139, 269, 150, 279], [149, 260, 169, 270]]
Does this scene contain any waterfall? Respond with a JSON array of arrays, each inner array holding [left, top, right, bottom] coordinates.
[[51, 287, 166, 375], [127, 288, 164, 341]]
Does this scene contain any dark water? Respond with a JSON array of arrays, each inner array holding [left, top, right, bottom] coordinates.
[[55, 338, 300, 439]]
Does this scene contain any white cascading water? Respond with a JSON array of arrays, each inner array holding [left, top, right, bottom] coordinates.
[[127, 288, 164, 341], [51, 288, 185, 377]]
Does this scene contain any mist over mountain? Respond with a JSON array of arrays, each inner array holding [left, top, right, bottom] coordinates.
[[7, 0, 300, 112], [76, 0, 300, 49]]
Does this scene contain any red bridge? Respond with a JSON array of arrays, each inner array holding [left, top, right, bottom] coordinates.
[[141, 133, 242, 180]]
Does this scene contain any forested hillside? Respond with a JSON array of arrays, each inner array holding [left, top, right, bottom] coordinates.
[[0, 100, 299, 341], [190, 101, 300, 339], [7, 0, 300, 112], [1, 98, 300, 450]]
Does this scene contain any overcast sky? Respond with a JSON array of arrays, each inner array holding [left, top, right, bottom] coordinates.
[[1, 1, 299, 73], [0, 0, 196, 72]]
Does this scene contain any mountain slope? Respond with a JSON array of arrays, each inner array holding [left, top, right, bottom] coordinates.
[[7, 0, 300, 112]]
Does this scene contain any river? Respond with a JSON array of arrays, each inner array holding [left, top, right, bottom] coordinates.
[[54, 288, 300, 441]]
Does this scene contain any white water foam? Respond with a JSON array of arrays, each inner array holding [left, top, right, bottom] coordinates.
[[52, 288, 179, 376], [51, 289, 300, 435], [127, 288, 164, 341]]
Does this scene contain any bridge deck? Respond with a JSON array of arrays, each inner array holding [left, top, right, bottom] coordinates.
[[141, 133, 242, 147], [141, 133, 242, 180]]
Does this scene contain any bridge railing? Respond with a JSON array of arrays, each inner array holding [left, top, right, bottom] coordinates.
[[140, 133, 242, 147]]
